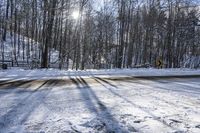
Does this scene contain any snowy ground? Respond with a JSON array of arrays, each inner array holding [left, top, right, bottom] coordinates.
[[0, 69, 200, 133], [0, 68, 200, 81]]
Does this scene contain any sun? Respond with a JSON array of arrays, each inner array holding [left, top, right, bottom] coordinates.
[[72, 11, 80, 20]]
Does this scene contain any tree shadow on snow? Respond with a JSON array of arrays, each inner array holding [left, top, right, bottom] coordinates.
[[0, 80, 58, 130], [93, 77, 179, 131], [70, 77, 130, 132], [0, 80, 34, 90]]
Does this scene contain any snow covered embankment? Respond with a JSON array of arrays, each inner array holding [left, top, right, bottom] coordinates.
[[0, 68, 199, 81]]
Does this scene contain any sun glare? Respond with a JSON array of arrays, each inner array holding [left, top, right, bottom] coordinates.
[[72, 11, 80, 20]]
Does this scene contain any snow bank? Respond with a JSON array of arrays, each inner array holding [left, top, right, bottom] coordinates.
[[0, 68, 199, 81]]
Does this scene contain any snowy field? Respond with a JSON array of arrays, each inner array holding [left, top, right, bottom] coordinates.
[[0, 69, 200, 133]]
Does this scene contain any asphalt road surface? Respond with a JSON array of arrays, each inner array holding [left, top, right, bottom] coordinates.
[[0, 76, 200, 133]]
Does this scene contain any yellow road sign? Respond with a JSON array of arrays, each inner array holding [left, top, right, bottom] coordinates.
[[156, 59, 163, 67]]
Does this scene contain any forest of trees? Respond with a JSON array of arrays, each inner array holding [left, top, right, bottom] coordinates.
[[0, 0, 200, 70]]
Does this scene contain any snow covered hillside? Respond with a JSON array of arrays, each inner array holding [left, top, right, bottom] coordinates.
[[0, 32, 40, 61], [0, 32, 69, 68], [183, 55, 200, 69], [0, 32, 199, 69]]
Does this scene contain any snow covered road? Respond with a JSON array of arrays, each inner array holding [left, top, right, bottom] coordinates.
[[0, 76, 200, 133]]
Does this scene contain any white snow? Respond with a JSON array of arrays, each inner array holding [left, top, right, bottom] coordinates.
[[0, 32, 40, 61], [0, 68, 199, 81], [0, 32, 62, 67], [0, 69, 199, 133]]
